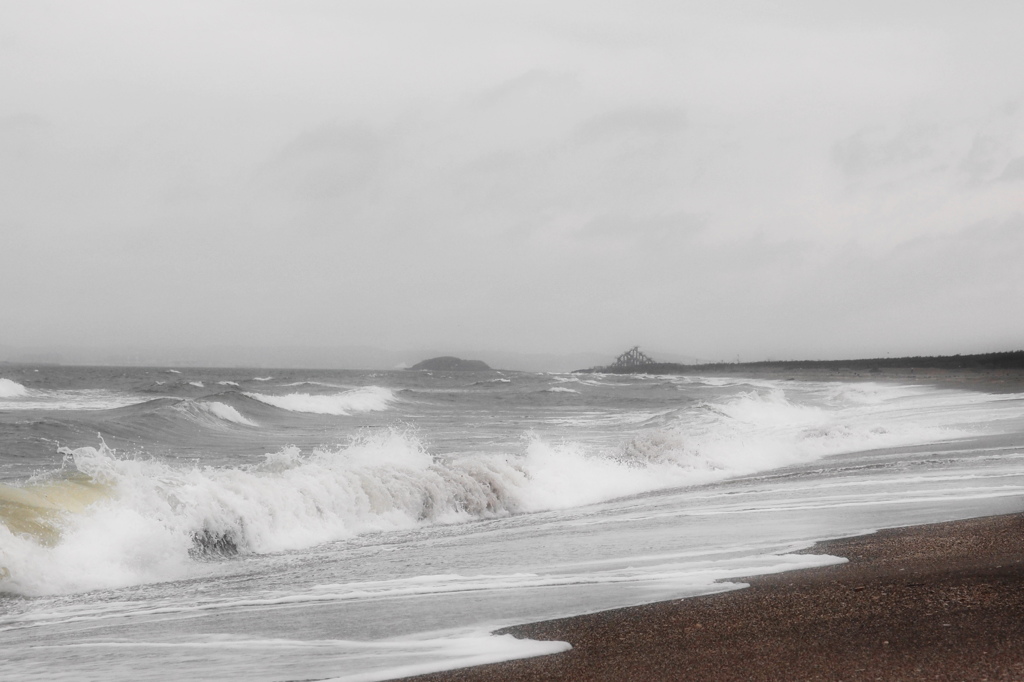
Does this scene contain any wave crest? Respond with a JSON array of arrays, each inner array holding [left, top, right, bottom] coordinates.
[[172, 399, 259, 427], [615, 388, 964, 476], [0, 378, 29, 398], [0, 433, 531, 595], [244, 386, 397, 415]]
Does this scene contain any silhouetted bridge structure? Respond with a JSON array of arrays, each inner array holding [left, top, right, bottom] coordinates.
[[608, 346, 656, 369], [577, 346, 671, 373]]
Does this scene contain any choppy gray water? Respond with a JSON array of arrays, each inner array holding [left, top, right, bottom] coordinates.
[[1, 366, 1022, 680]]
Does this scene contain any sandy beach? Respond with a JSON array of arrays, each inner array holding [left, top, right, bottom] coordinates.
[[403, 512, 1024, 681]]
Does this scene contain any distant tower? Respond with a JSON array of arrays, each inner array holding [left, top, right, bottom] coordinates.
[[609, 346, 656, 369]]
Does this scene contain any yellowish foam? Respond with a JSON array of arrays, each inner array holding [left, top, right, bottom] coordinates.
[[0, 476, 111, 546]]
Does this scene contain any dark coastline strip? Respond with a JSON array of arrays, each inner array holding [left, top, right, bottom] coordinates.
[[576, 350, 1024, 375], [401, 513, 1024, 681]]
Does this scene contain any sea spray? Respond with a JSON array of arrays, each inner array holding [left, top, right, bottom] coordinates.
[[615, 388, 972, 478]]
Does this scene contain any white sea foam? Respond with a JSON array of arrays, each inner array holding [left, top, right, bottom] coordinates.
[[15, 630, 571, 682], [0, 388, 142, 411], [611, 387, 972, 480], [316, 631, 571, 682], [218, 381, 240, 387], [821, 381, 932, 405], [281, 381, 349, 389], [0, 378, 29, 398], [244, 386, 397, 415], [552, 376, 606, 387], [188, 381, 205, 388], [252, 377, 273, 381]]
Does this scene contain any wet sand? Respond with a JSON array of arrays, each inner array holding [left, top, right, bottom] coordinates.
[[403, 513, 1024, 681]]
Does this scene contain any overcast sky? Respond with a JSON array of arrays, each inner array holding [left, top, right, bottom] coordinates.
[[2, 1, 1022, 366]]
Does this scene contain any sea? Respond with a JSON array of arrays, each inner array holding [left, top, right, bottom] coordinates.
[[1, 365, 1023, 681]]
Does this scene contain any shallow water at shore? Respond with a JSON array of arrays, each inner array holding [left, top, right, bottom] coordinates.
[[406, 513, 1024, 681]]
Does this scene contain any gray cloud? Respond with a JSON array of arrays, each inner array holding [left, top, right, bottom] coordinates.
[[998, 157, 1024, 183], [1, 1, 1022, 365], [256, 123, 384, 201], [832, 125, 934, 177]]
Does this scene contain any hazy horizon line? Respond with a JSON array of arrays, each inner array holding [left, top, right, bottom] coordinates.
[[2, 343, 1020, 373]]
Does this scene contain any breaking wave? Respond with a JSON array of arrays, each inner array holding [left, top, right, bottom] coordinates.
[[244, 386, 397, 415], [0, 384, 969, 597], [0, 378, 29, 398], [616, 387, 975, 478], [199, 401, 258, 427], [0, 432, 532, 595], [174, 400, 258, 427]]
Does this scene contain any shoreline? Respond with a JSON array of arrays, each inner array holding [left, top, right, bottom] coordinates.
[[402, 512, 1024, 681], [661, 366, 1024, 394], [710, 366, 1024, 395]]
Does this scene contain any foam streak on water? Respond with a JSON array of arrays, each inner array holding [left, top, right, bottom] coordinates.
[[1, 367, 1023, 681]]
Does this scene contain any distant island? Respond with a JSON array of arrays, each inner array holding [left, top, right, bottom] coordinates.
[[409, 356, 492, 371]]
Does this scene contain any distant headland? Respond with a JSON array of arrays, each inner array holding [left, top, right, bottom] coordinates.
[[409, 356, 492, 371], [576, 347, 1024, 377]]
